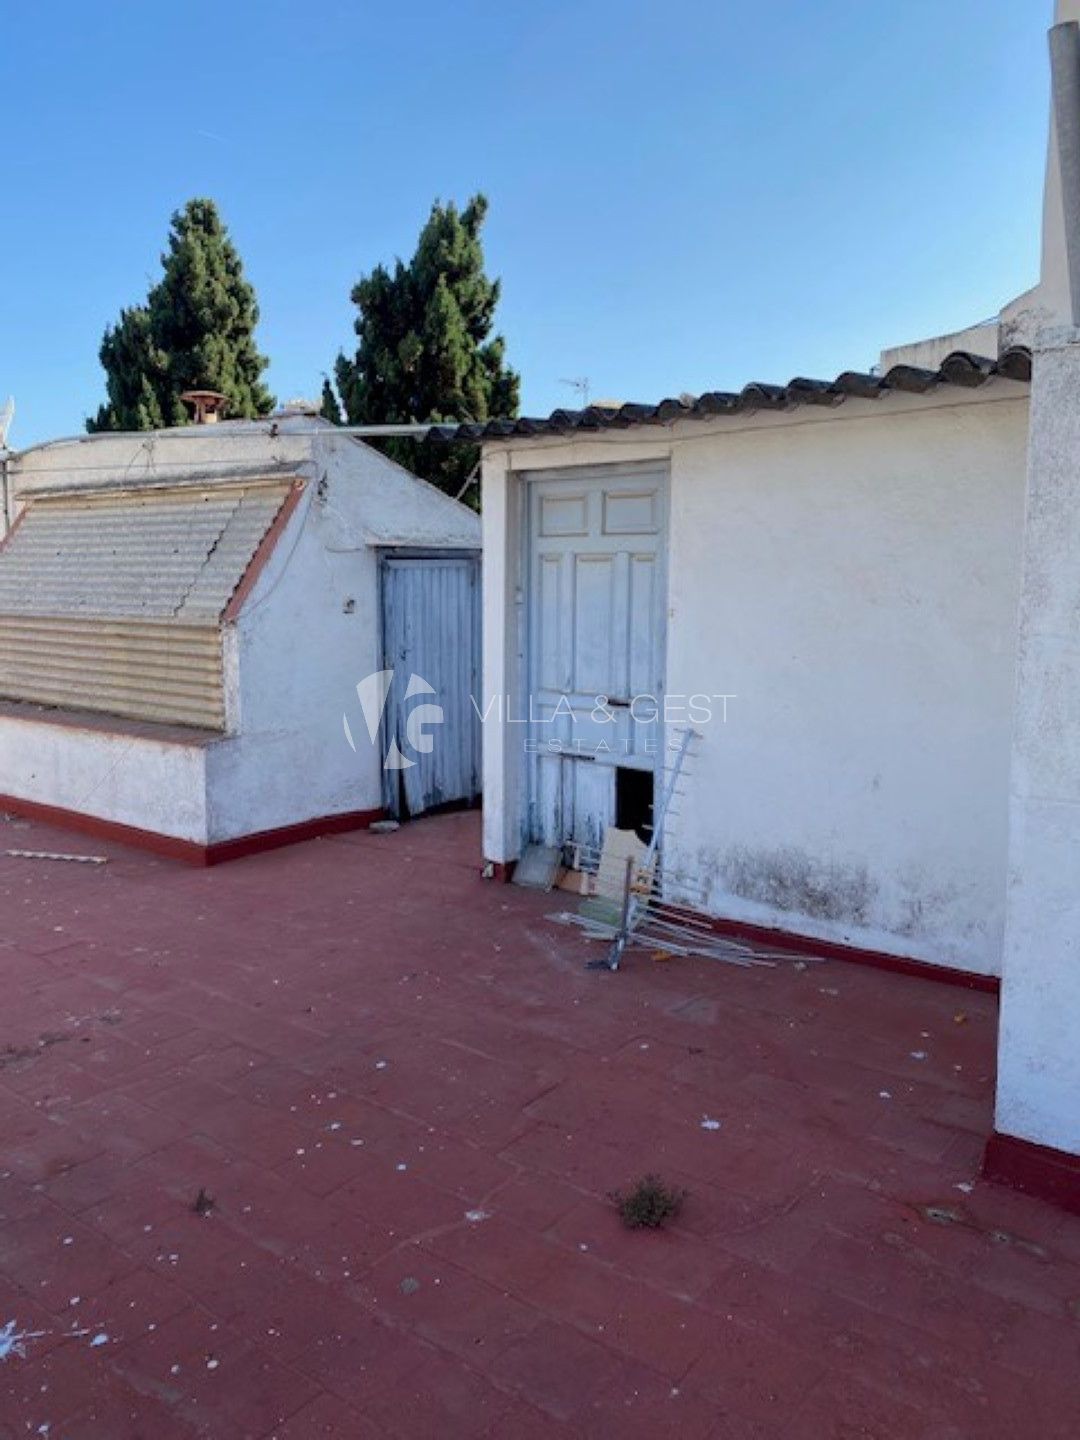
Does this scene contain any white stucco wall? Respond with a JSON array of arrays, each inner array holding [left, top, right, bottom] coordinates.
[[878, 322, 1001, 374], [207, 433, 480, 843], [483, 382, 1030, 975], [0, 712, 209, 842], [208, 478, 383, 841], [996, 328, 1080, 1152]]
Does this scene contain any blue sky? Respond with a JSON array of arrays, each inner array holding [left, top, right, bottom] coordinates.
[[0, 1, 1051, 447]]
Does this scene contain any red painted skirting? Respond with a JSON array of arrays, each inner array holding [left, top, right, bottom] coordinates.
[[700, 913, 1000, 993], [0, 792, 382, 867], [203, 809, 383, 865], [499, 851, 995, 991], [983, 1131, 1080, 1215]]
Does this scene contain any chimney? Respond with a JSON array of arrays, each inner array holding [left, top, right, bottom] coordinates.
[[1049, 19, 1080, 325], [996, 3, 1080, 347], [180, 389, 229, 425]]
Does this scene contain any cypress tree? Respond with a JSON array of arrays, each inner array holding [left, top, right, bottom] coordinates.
[[319, 377, 342, 425], [334, 194, 518, 499], [88, 199, 274, 432]]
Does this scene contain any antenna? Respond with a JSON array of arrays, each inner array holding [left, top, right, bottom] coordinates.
[[559, 377, 590, 408], [0, 397, 13, 449]]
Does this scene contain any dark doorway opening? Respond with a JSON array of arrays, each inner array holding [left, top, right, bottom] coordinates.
[[616, 767, 654, 845]]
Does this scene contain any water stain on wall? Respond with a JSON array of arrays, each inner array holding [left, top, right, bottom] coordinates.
[[720, 844, 877, 926]]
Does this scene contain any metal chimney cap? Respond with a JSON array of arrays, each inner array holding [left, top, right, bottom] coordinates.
[[180, 390, 229, 424]]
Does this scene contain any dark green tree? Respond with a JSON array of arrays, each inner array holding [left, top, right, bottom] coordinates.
[[334, 194, 518, 499], [88, 199, 274, 432], [319, 376, 342, 424]]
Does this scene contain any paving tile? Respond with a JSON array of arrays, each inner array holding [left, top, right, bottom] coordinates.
[[264, 1390, 384, 1438], [0, 1211, 139, 1313], [576, 1366, 725, 1440], [0, 1330, 122, 1433], [425, 1214, 571, 1297], [783, 1371, 963, 1440], [487, 1318, 630, 1422], [1, 808, 1080, 1437], [477, 1173, 586, 1235], [289, 1314, 431, 1409], [681, 1315, 826, 1425], [109, 1305, 319, 1439], [56, 1384, 197, 1440], [359, 1345, 516, 1438], [326, 1157, 472, 1247], [0, 1111, 108, 1187], [526, 1250, 712, 1379], [358, 1242, 542, 1363], [38, 1149, 149, 1215], [477, 1398, 576, 1438], [166, 1239, 376, 1362]]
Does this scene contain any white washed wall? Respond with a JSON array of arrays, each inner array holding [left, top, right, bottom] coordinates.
[[0, 713, 209, 842], [482, 385, 1029, 975]]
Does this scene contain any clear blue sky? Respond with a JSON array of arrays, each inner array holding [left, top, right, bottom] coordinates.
[[0, 1, 1051, 448]]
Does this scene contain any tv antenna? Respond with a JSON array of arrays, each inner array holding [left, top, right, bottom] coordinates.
[[559, 376, 590, 407]]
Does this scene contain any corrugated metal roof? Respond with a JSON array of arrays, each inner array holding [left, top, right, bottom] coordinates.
[[0, 480, 293, 622], [0, 478, 295, 730], [430, 347, 1032, 443]]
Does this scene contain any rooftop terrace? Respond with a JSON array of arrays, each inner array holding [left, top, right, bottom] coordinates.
[[0, 810, 1078, 1437]]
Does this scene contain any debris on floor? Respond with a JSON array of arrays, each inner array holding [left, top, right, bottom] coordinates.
[[548, 729, 815, 972], [511, 843, 562, 891], [4, 849, 107, 864], [0, 1320, 47, 1363]]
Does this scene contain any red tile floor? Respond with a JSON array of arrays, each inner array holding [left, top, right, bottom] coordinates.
[[1, 809, 1079, 1438]]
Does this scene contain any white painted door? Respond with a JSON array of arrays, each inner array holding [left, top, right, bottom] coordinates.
[[525, 463, 667, 851]]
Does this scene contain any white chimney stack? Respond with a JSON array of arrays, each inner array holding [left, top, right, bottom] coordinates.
[[999, 1, 1080, 343]]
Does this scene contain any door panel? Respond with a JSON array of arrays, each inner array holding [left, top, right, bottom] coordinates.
[[573, 554, 618, 696], [381, 553, 481, 819], [525, 465, 666, 849]]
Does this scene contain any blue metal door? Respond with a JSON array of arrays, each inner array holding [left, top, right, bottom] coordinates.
[[380, 550, 482, 819]]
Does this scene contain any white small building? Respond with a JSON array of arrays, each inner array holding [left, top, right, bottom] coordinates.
[[465, 350, 1032, 982], [0, 413, 481, 860]]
